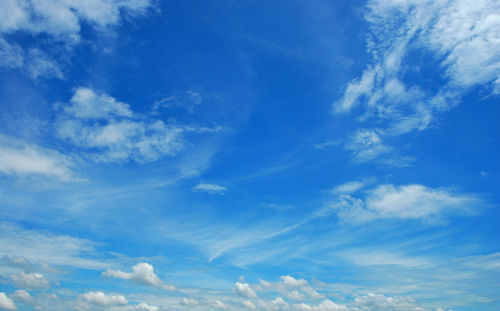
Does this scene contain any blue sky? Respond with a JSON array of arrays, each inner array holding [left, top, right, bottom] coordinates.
[[0, 0, 499, 310]]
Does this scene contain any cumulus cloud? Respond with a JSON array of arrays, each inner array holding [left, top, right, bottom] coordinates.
[[10, 272, 50, 289], [242, 300, 257, 309], [180, 298, 199, 306], [0, 0, 153, 78], [334, 0, 500, 161], [56, 87, 185, 163], [331, 183, 481, 223], [0, 293, 16, 311], [193, 183, 228, 194], [351, 293, 425, 311], [11, 290, 31, 303], [234, 281, 258, 298], [0, 134, 75, 180], [80, 291, 128, 307], [134, 302, 160, 311], [213, 300, 228, 309], [103, 262, 175, 290], [281, 276, 308, 287]]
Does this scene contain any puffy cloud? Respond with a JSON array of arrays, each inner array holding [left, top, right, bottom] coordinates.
[[80, 291, 128, 307], [193, 183, 228, 194], [287, 290, 305, 301], [331, 183, 481, 223], [180, 298, 199, 306], [103, 262, 175, 290], [242, 300, 256, 310], [10, 272, 50, 289], [63, 87, 133, 119], [281, 276, 308, 287], [0, 293, 16, 311], [134, 302, 160, 311], [0, 134, 75, 180], [56, 88, 185, 163], [0, 0, 154, 78], [234, 281, 257, 298], [351, 293, 425, 311], [213, 300, 228, 309], [10, 290, 31, 303]]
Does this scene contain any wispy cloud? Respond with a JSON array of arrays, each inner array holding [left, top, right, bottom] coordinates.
[[193, 183, 228, 194], [0, 134, 75, 180], [0, 0, 154, 79], [334, 0, 500, 162]]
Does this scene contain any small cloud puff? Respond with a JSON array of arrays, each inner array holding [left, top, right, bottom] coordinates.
[[103, 262, 175, 290], [193, 183, 228, 194], [80, 291, 128, 307]]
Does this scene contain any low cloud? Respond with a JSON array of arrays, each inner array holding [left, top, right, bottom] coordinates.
[[0, 293, 16, 311], [10, 272, 50, 289], [80, 291, 128, 307], [103, 262, 175, 290]]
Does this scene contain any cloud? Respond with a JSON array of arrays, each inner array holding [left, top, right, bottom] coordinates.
[[63, 88, 133, 119], [351, 293, 425, 311], [0, 222, 109, 270], [242, 300, 256, 309], [0, 255, 53, 273], [0, 293, 16, 311], [0, 134, 75, 180], [344, 129, 391, 163], [281, 276, 308, 287], [234, 281, 258, 298], [193, 183, 228, 194], [331, 184, 482, 223], [0, 0, 154, 78], [180, 298, 199, 306], [56, 87, 185, 163], [10, 272, 50, 289], [103, 262, 175, 290], [10, 290, 31, 303], [331, 181, 365, 195], [80, 291, 128, 307], [213, 300, 228, 309], [134, 302, 160, 311], [334, 0, 500, 141], [294, 300, 348, 311]]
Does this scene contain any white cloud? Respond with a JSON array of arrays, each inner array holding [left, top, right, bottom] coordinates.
[[331, 181, 365, 194], [281, 276, 308, 287], [331, 184, 482, 223], [0, 222, 109, 270], [193, 183, 228, 194], [10, 290, 31, 303], [0, 134, 75, 180], [63, 87, 133, 119], [345, 129, 390, 163], [180, 298, 199, 306], [80, 291, 128, 307], [334, 0, 500, 145], [234, 281, 257, 298], [213, 300, 228, 309], [287, 290, 305, 301], [0, 293, 16, 311], [0, 0, 153, 78], [351, 293, 425, 311], [103, 262, 175, 290], [10, 272, 50, 289], [134, 302, 160, 311], [242, 300, 256, 310], [57, 88, 185, 163]]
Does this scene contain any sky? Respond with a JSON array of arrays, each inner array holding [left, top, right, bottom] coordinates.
[[0, 0, 499, 310]]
